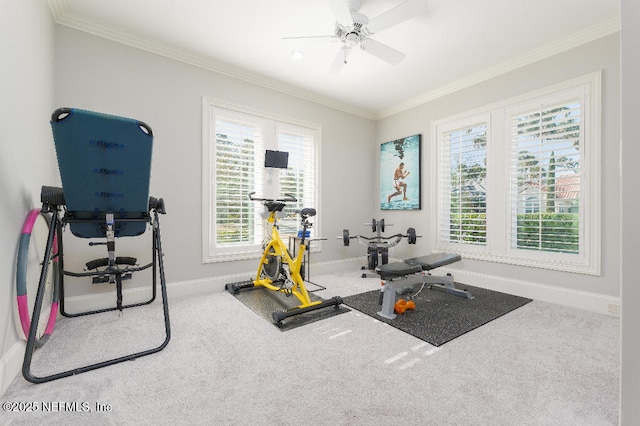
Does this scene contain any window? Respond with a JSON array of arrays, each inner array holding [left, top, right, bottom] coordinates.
[[439, 117, 489, 252], [276, 124, 316, 236], [202, 98, 320, 263], [509, 99, 582, 255], [434, 72, 600, 274], [213, 116, 264, 249]]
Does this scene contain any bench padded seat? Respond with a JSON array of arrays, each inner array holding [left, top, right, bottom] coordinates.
[[375, 262, 422, 279], [404, 253, 462, 270]]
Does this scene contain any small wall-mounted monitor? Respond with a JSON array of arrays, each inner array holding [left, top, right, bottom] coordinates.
[[264, 150, 289, 169]]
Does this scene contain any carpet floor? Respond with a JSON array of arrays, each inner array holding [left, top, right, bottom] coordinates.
[[0, 269, 620, 425]]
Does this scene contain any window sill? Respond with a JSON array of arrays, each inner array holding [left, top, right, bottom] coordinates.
[[436, 248, 600, 276]]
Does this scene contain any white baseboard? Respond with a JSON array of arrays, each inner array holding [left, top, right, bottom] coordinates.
[[309, 257, 367, 276], [166, 257, 366, 299], [166, 272, 251, 299], [1, 340, 26, 398], [61, 272, 250, 312], [436, 266, 621, 317]]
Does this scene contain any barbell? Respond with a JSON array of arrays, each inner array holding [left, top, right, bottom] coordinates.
[[339, 227, 420, 246]]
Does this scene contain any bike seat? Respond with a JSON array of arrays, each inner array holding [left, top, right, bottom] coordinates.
[[300, 208, 316, 218], [265, 201, 286, 212]]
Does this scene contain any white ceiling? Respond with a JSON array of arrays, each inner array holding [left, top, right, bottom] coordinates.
[[49, 0, 619, 119]]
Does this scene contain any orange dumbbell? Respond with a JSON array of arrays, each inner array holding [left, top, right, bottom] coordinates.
[[394, 299, 416, 315]]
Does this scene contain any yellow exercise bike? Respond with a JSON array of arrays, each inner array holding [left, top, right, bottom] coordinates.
[[227, 192, 342, 324]]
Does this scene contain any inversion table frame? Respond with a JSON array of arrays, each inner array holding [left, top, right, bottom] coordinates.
[[375, 253, 473, 320], [22, 108, 171, 384]]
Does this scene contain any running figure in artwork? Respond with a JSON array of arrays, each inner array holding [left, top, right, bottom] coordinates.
[[388, 162, 410, 203]]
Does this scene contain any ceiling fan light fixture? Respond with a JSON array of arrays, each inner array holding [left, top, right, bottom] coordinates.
[[290, 50, 305, 60], [345, 32, 360, 48]]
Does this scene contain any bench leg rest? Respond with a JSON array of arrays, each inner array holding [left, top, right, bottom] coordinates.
[[377, 283, 397, 319], [424, 273, 474, 300]]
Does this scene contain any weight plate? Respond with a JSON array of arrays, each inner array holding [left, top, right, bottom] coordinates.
[[407, 227, 417, 244]]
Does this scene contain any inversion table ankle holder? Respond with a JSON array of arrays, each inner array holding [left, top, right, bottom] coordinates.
[[375, 253, 473, 320], [21, 107, 171, 384]]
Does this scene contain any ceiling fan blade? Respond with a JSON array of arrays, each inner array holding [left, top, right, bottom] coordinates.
[[329, 46, 352, 72], [327, 0, 353, 26], [360, 38, 405, 65], [367, 0, 428, 34]]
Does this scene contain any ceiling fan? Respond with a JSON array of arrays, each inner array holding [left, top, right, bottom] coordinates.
[[283, 0, 429, 70]]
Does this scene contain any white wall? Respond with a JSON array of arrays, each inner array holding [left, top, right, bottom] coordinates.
[[0, 0, 57, 396], [375, 34, 621, 313], [53, 26, 377, 299], [620, 0, 640, 421]]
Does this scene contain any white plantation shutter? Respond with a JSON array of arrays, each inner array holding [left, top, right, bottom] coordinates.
[[277, 124, 317, 237], [439, 118, 488, 249], [432, 73, 599, 274], [202, 98, 321, 262], [509, 98, 582, 255], [213, 117, 263, 247]]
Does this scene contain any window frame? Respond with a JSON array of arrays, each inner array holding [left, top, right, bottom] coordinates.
[[202, 97, 321, 263], [432, 72, 601, 275], [437, 114, 491, 255]]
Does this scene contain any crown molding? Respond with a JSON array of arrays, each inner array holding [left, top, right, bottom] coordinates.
[[375, 16, 620, 119], [47, 0, 618, 122], [46, 0, 377, 120]]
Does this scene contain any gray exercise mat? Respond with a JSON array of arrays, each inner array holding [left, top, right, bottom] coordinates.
[[342, 283, 532, 346]]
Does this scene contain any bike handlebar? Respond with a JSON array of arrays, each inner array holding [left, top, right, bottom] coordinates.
[[248, 191, 297, 203]]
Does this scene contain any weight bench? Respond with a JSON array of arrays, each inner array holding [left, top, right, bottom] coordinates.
[[375, 253, 473, 320]]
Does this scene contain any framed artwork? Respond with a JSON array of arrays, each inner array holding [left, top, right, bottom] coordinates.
[[380, 134, 421, 210]]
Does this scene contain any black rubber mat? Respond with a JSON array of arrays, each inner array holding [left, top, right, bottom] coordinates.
[[227, 281, 350, 331], [342, 283, 532, 346]]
